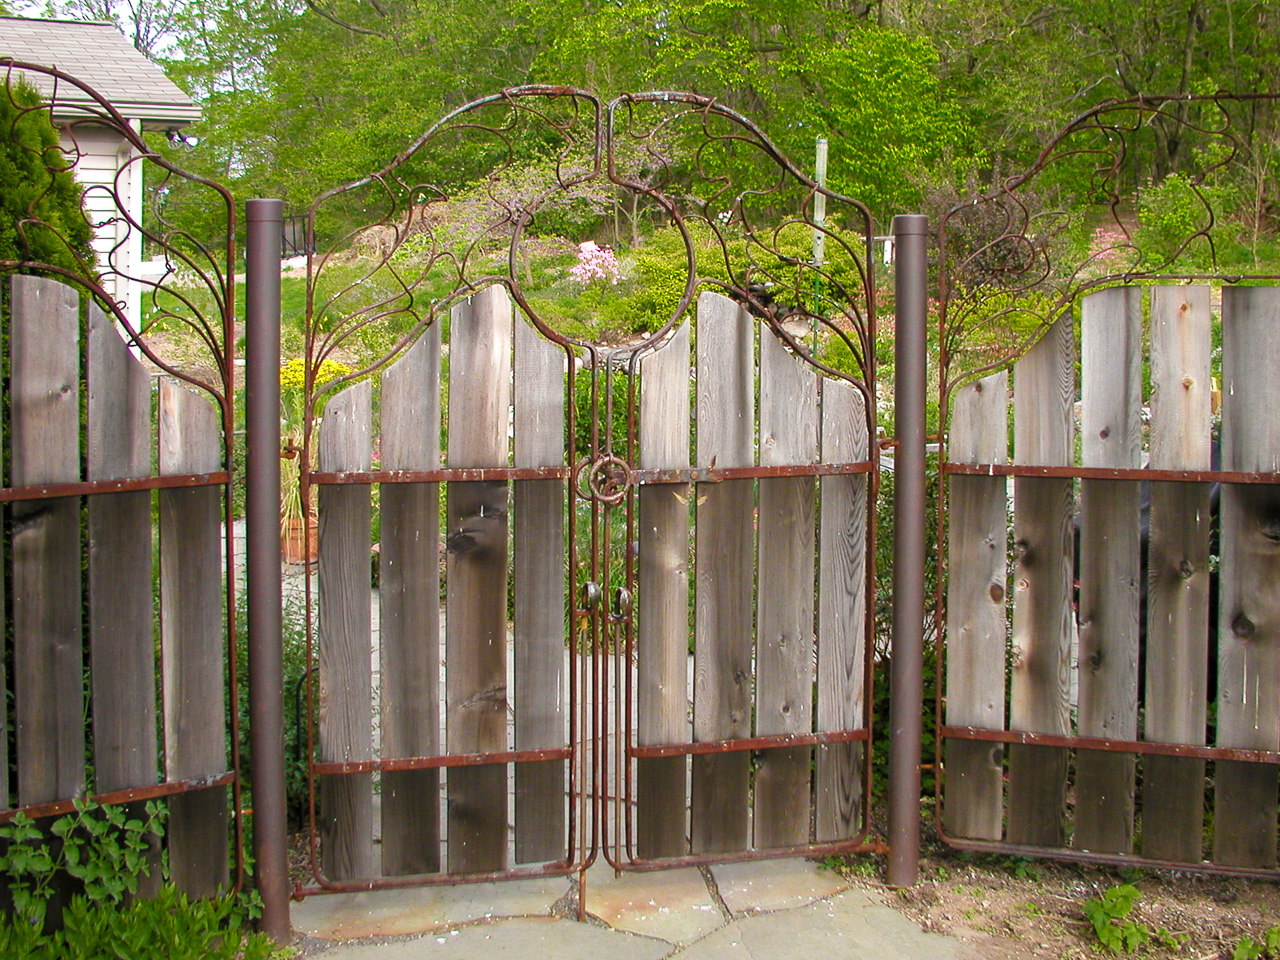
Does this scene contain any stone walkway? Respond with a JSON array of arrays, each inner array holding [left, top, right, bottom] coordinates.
[[291, 859, 978, 959]]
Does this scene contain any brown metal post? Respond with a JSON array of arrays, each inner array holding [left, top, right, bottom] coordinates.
[[888, 214, 927, 887], [245, 198, 290, 940]]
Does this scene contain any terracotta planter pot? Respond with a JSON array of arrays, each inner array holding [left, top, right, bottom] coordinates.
[[281, 515, 319, 565]]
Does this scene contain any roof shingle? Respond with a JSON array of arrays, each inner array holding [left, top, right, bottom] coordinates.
[[0, 16, 199, 126]]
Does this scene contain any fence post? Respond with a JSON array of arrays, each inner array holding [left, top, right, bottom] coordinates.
[[888, 213, 927, 887], [245, 198, 290, 940]]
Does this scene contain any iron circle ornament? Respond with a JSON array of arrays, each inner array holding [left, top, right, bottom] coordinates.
[[575, 454, 635, 504]]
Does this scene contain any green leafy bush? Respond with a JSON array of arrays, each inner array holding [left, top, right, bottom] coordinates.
[[0, 79, 95, 276], [0, 801, 165, 930], [0, 884, 289, 960], [0, 800, 290, 958]]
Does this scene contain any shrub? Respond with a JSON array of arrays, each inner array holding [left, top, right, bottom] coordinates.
[[0, 78, 94, 277]]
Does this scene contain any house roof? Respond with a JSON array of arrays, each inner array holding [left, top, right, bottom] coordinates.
[[0, 16, 200, 128]]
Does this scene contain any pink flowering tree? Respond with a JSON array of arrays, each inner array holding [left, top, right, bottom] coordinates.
[[570, 240, 623, 285]]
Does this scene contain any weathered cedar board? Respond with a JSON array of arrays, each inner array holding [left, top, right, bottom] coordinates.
[[1007, 314, 1075, 847], [1075, 286, 1142, 854], [1215, 286, 1280, 868], [446, 286, 512, 873], [944, 371, 1008, 841], [87, 301, 161, 896], [1143, 285, 1211, 862], [379, 330, 442, 876], [637, 322, 691, 858], [815, 379, 868, 842], [11, 276, 83, 808], [753, 330, 817, 849], [159, 378, 229, 897], [318, 380, 375, 880], [513, 316, 567, 864], [691, 291, 754, 854]]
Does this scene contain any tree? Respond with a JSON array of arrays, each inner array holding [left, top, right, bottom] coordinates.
[[0, 79, 95, 277]]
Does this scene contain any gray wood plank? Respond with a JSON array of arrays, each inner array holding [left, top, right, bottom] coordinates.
[[944, 371, 1008, 841], [637, 322, 691, 858], [11, 275, 83, 808], [753, 331, 818, 849], [513, 315, 567, 864], [446, 286, 512, 873], [87, 301, 156, 795], [158, 378, 228, 896], [318, 380, 375, 880], [379, 329, 442, 876], [87, 301, 160, 897], [1143, 285, 1211, 863], [1215, 285, 1280, 868], [1075, 286, 1142, 854], [691, 291, 754, 854], [1007, 314, 1075, 847], [815, 379, 868, 842]]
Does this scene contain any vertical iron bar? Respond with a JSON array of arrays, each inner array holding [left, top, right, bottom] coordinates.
[[245, 198, 290, 940], [888, 213, 927, 887]]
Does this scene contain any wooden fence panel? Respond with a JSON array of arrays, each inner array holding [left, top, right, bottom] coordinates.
[[379, 330, 443, 876], [11, 276, 83, 808], [815, 378, 868, 842], [513, 316, 567, 864], [1216, 286, 1280, 868], [944, 371, 1007, 841], [87, 301, 160, 895], [691, 291, 755, 854], [445, 286, 512, 873], [637, 321, 691, 858], [88, 301, 156, 796], [753, 331, 818, 849], [1075, 286, 1142, 855], [318, 380, 375, 880], [159, 378, 229, 897], [1006, 314, 1074, 847], [1143, 285, 1212, 862]]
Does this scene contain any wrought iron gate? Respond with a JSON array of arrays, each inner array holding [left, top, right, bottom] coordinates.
[[288, 88, 884, 894]]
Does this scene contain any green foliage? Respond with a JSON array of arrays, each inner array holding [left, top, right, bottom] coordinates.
[[0, 800, 165, 930], [773, 28, 979, 215], [1081, 883, 1188, 955], [233, 589, 312, 830], [0, 797, 287, 958], [0, 79, 94, 276], [0, 885, 290, 960], [1135, 173, 1239, 271], [1234, 927, 1280, 960]]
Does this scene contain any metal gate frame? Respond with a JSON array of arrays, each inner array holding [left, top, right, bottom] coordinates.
[[929, 93, 1280, 884], [0, 58, 251, 915], [238, 88, 930, 927]]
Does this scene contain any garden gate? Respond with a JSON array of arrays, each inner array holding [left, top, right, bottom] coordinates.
[[8, 64, 1280, 947], [934, 95, 1280, 880], [0, 62, 243, 901], [288, 90, 885, 894]]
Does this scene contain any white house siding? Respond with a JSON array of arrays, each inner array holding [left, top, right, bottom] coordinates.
[[63, 122, 143, 330]]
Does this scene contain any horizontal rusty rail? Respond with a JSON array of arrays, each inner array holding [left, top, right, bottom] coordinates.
[[310, 463, 874, 486], [293, 858, 580, 898], [612, 835, 887, 873], [941, 725, 1280, 764], [633, 462, 873, 483], [310, 466, 570, 484], [311, 746, 572, 775], [629, 728, 868, 760], [940, 835, 1280, 882], [0, 472, 230, 503], [0, 771, 237, 823], [943, 462, 1280, 485]]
